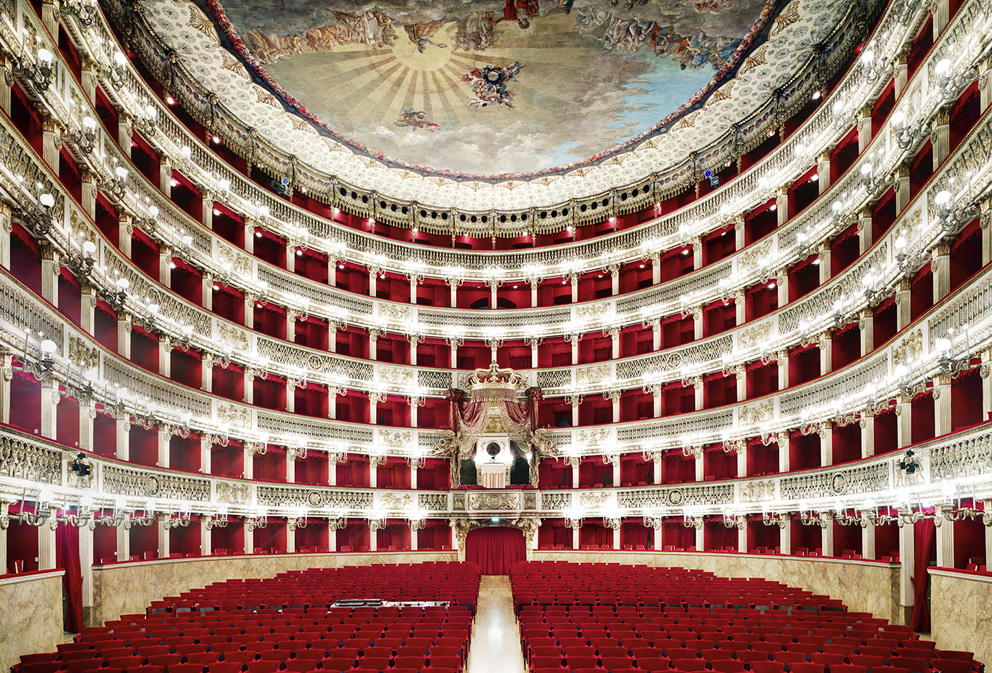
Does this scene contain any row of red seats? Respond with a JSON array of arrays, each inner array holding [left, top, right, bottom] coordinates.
[[509, 562, 983, 673], [14, 563, 482, 673], [510, 564, 842, 612]]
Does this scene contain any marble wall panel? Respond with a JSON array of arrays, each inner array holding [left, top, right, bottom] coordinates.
[[0, 571, 65, 672], [531, 551, 903, 623], [930, 570, 992, 666], [92, 552, 457, 625]]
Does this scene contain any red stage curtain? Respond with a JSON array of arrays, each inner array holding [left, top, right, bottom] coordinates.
[[56, 522, 83, 632], [910, 517, 936, 631], [465, 527, 526, 575]]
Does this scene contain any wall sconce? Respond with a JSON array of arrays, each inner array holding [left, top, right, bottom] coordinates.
[[761, 511, 788, 528], [14, 330, 58, 382], [68, 116, 97, 154], [18, 189, 56, 238], [16, 47, 53, 92], [109, 50, 127, 87]]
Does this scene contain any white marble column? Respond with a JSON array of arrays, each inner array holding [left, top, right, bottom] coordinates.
[[41, 116, 60, 173], [858, 104, 873, 154], [80, 284, 97, 336], [79, 524, 93, 617], [936, 506, 954, 568], [286, 522, 296, 554], [200, 520, 212, 557], [862, 416, 875, 458], [776, 188, 788, 226], [896, 401, 912, 448], [894, 163, 911, 213], [158, 339, 171, 378], [776, 270, 789, 309], [895, 279, 912, 331], [777, 351, 790, 390], [0, 351, 10, 425], [38, 524, 56, 570], [40, 380, 58, 440], [157, 428, 171, 469], [0, 204, 10, 270], [117, 524, 130, 563], [200, 437, 212, 475], [40, 244, 59, 308], [117, 316, 132, 359], [779, 520, 792, 555], [859, 209, 873, 255], [932, 243, 951, 302], [899, 517, 915, 609], [820, 515, 835, 557], [158, 520, 170, 559], [862, 522, 876, 560], [116, 420, 130, 461], [159, 160, 173, 198], [934, 375, 953, 437], [78, 403, 94, 452]]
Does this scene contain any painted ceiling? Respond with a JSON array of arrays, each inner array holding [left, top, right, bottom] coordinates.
[[140, 0, 854, 208], [202, 0, 782, 177]]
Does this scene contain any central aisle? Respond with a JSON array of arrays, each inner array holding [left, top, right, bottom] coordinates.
[[467, 576, 526, 673]]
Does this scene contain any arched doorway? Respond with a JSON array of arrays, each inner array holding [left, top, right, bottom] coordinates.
[[465, 527, 527, 575]]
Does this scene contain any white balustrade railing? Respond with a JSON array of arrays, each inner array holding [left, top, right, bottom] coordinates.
[[1, 420, 991, 522]]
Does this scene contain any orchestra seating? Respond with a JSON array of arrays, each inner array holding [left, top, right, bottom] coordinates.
[[509, 562, 983, 673], [11, 563, 480, 673]]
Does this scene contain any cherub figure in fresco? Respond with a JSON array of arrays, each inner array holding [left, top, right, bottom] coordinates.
[[454, 11, 502, 51], [405, 21, 448, 52], [675, 0, 736, 13], [330, 10, 396, 47], [649, 23, 677, 56], [504, 0, 540, 28], [304, 24, 351, 52], [462, 61, 524, 108], [602, 16, 652, 51], [395, 109, 440, 131], [609, 0, 648, 9], [244, 28, 307, 62]]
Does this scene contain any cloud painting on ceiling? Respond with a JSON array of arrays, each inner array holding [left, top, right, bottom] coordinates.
[[204, 0, 784, 177]]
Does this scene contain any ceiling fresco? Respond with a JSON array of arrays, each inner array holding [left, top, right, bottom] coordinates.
[[203, 0, 784, 177]]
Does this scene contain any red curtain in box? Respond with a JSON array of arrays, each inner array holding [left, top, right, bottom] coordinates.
[[417, 521, 451, 550], [337, 456, 370, 487], [337, 522, 369, 552], [538, 519, 572, 549], [377, 459, 410, 489], [579, 524, 613, 549], [376, 523, 411, 551], [539, 459, 571, 488], [56, 522, 83, 632], [465, 527, 527, 575], [705, 522, 738, 551], [417, 459, 450, 490], [620, 522, 652, 550], [662, 521, 695, 551], [910, 518, 936, 631]]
